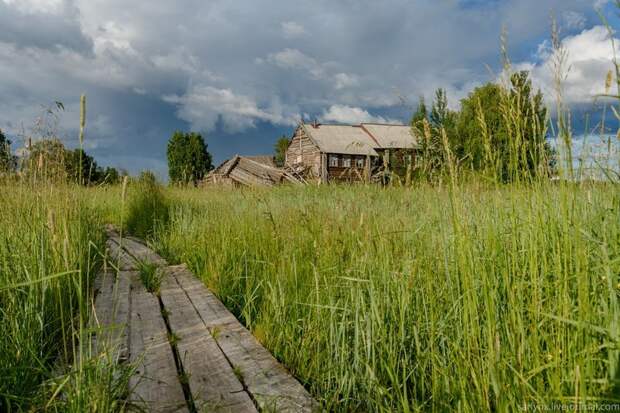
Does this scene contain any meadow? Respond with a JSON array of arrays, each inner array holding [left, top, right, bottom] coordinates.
[[0, 183, 133, 412], [2, 54, 620, 409], [0, 178, 619, 412], [147, 181, 619, 412]]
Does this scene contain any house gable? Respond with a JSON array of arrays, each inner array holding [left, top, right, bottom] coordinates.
[[285, 125, 322, 177]]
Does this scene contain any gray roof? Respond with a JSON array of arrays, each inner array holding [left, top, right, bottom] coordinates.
[[208, 155, 299, 186], [244, 155, 276, 167], [361, 123, 419, 149], [302, 124, 379, 156]]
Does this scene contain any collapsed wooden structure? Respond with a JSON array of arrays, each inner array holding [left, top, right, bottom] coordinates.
[[205, 155, 302, 187]]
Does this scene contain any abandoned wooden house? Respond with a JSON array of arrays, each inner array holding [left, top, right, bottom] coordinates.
[[285, 122, 419, 182], [205, 155, 300, 187]]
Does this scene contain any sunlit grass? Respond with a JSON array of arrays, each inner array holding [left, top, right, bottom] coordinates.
[[0, 183, 130, 412], [2, 177, 618, 412], [149, 182, 620, 412]]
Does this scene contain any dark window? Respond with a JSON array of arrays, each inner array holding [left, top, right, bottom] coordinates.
[[329, 155, 339, 167]]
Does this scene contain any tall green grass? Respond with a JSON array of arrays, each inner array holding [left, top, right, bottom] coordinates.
[[0, 183, 130, 412], [124, 172, 169, 240], [150, 183, 620, 411]]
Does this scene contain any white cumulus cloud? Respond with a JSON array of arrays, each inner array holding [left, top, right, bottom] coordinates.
[[320, 105, 397, 124], [514, 26, 620, 105], [266, 48, 325, 79], [164, 86, 298, 132]]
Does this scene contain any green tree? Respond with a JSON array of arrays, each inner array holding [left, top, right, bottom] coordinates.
[[410, 97, 428, 137], [26, 140, 120, 185], [410, 91, 457, 138], [274, 136, 290, 167], [64, 148, 100, 185], [456, 71, 550, 181], [167, 131, 213, 185], [62, 148, 123, 186], [430, 88, 458, 149], [0, 129, 14, 173], [430, 88, 449, 128], [28, 138, 67, 181], [410, 90, 458, 179], [456, 83, 504, 169], [101, 166, 121, 184]]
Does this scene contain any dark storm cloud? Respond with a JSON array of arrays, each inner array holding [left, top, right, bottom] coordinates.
[[0, 0, 613, 176], [0, 1, 92, 54]]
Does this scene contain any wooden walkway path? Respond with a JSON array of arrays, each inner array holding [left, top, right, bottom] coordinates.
[[91, 228, 317, 413]]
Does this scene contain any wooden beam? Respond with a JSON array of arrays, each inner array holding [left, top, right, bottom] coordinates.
[[159, 267, 257, 412], [90, 270, 131, 363], [172, 265, 317, 413], [128, 273, 188, 413], [106, 239, 138, 271], [108, 236, 167, 267]]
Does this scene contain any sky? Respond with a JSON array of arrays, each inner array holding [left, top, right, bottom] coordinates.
[[0, 0, 619, 179]]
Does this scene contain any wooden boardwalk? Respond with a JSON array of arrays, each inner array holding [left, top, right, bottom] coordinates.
[[91, 229, 317, 413]]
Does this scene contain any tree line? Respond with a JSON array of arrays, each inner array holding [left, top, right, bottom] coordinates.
[[0, 129, 125, 185], [1, 69, 551, 186], [1, 128, 215, 187], [409, 70, 553, 183]]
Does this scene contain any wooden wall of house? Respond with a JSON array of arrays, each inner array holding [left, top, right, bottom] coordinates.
[[203, 174, 235, 186], [326, 154, 374, 182], [285, 127, 322, 178], [375, 148, 420, 177]]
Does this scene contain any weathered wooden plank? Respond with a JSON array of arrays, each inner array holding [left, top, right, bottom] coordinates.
[[171, 265, 317, 413], [129, 273, 188, 413], [159, 267, 257, 413], [101, 229, 317, 412], [212, 321, 317, 412], [112, 272, 131, 363], [285, 129, 323, 179], [109, 236, 167, 267], [106, 239, 138, 270], [91, 271, 114, 325], [90, 271, 114, 356], [90, 271, 131, 363], [168, 268, 237, 328], [124, 237, 167, 266]]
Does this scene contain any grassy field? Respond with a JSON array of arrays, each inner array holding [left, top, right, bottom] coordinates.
[[147, 182, 620, 412], [0, 184, 130, 412], [1, 3, 618, 411], [1, 179, 619, 411]]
